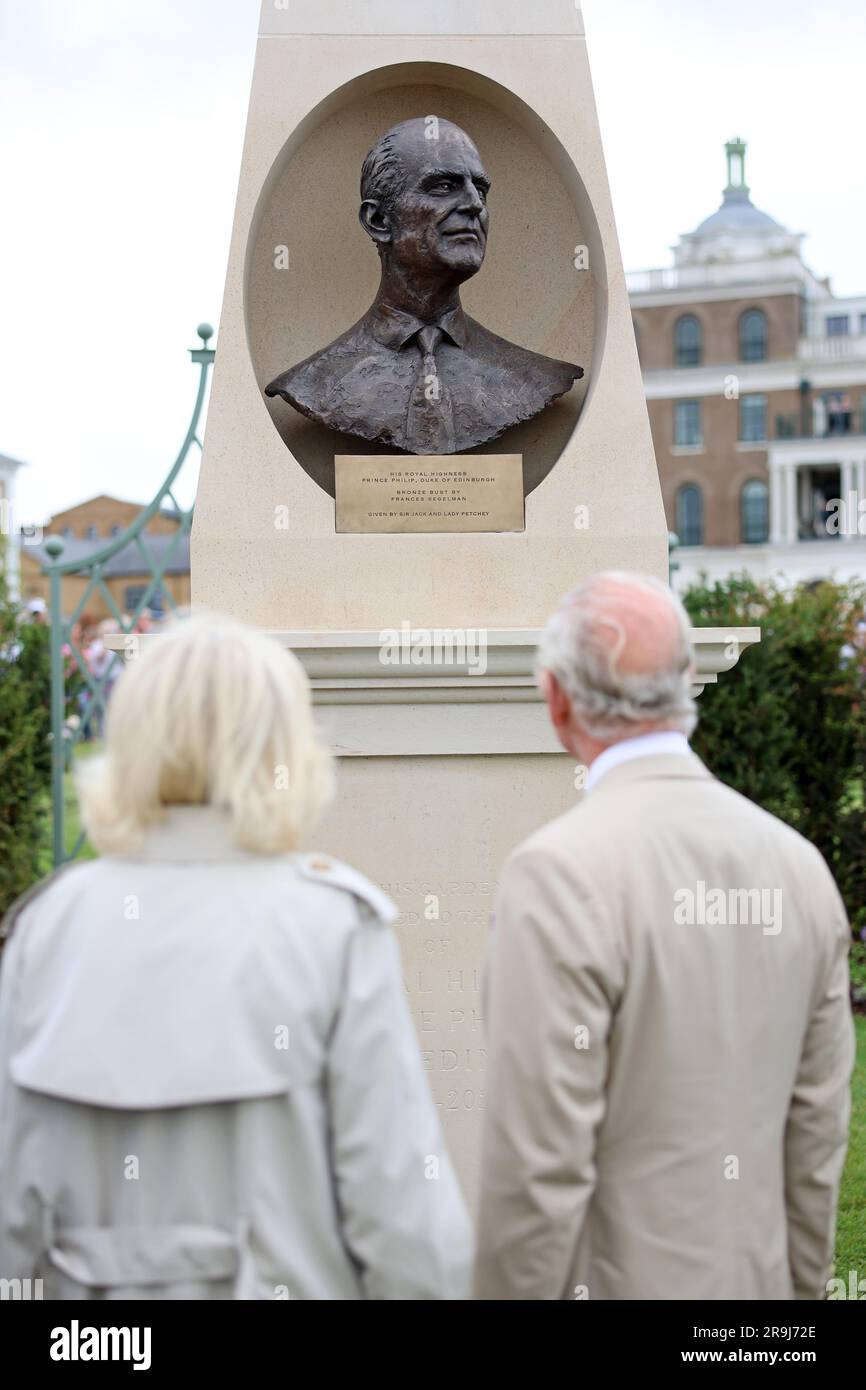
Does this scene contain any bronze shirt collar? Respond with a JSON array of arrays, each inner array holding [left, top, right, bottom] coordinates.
[[367, 302, 468, 351]]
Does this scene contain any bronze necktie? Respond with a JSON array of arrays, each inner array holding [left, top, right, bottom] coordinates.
[[404, 325, 457, 454]]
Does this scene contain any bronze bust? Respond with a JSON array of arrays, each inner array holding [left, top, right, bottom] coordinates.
[[265, 118, 583, 455]]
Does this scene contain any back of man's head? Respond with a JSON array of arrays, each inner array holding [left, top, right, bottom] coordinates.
[[538, 571, 697, 744]]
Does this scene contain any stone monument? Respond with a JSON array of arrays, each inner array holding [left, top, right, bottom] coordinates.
[[192, 0, 758, 1203]]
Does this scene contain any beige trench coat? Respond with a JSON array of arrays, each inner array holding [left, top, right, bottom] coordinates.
[[474, 753, 855, 1301], [0, 807, 471, 1299]]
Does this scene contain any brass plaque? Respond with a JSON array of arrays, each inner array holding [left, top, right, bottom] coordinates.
[[334, 455, 525, 534]]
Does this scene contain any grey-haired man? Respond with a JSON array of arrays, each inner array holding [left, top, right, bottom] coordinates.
[[474, 571, 854, 1301]]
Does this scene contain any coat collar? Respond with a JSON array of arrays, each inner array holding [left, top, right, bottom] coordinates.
[[115, 805, 266, 863], [587, 732, 691, 791], [586, 750, 713, 796]]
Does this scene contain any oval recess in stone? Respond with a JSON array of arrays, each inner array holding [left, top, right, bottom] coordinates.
[[246, 62, 605, 499]]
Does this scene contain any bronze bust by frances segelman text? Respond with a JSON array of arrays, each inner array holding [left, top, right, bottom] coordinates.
[[264, 117, 583, 455]]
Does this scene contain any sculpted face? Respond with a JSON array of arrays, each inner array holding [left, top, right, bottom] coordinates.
[[364, 121, 490, 282]]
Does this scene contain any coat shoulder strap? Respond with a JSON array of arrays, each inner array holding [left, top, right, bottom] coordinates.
[[294, 854, 398, 926]]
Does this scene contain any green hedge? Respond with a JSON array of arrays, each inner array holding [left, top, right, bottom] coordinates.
[[0, 554, 51, 919], [683, 574, 866, 942]]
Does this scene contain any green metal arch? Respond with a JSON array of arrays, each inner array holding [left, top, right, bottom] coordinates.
[[44, 325, 215, 866]]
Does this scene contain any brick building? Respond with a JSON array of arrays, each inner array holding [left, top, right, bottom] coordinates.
[[20, 494, 189, 620], [46, 494, 180, 543], [629, 139, 866, 588]]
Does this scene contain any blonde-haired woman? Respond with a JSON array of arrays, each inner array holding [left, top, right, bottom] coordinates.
[[0, 615, 471, 1299]]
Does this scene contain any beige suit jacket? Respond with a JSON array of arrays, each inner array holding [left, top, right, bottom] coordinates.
[[474, 753, 854, 1301]]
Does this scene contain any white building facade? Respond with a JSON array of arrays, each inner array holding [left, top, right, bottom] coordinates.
[[0, 453, 27, 601]]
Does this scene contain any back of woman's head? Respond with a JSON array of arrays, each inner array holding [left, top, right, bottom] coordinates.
[[79, 613, 334, 855]]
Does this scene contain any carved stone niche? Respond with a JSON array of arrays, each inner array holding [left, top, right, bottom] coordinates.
[[247, 64, 600, 498]]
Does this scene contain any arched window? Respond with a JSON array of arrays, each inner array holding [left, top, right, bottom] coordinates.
[[676, 484, 703, 545], [675, 314, 702, 367], [741, 479, 769, 543], [739, 309, 767, 362]]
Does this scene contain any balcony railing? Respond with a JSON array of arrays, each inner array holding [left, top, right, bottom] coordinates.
[[775, 408, 866, 441], [798, 333, 866, 360], [626, 268, 681, 293]]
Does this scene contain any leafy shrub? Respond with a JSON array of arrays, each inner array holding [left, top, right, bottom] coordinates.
[[0, 552, 52, 918], [851, 942, 866, 1010], [684, 574, 866, 946]]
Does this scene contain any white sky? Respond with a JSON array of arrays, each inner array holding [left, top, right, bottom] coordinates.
[[2, 0, 865, 525]]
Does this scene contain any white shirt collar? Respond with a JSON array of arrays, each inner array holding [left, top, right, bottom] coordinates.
[[586, 731, 691, 792]]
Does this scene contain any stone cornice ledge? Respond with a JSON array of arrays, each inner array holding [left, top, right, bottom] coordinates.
[[269, 628, 759, 699], [107, 626, 760, 758]]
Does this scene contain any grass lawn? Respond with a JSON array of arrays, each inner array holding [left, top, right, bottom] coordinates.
[[835, 1013, 866, 1280], [36, 741, 99, 875], [63, 742, 100, 862]]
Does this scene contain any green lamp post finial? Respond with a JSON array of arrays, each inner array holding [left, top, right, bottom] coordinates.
[[190, 322, 215, 365], [43, 535, 65, 561]]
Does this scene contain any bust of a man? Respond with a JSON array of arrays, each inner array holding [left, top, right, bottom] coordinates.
[[265, 117, 583, 455]]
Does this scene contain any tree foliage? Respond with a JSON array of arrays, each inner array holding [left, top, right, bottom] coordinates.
[[684, 574, 866, 936], [0, 552, 51, 918]]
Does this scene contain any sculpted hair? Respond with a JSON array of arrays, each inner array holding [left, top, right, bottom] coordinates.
[[538, 571, 698, 741], [78, 613, 334, 855], [360, 127, 406, 213]]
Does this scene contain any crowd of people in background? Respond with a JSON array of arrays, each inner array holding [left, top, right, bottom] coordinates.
[[7, 599, 163, 744], [60, 607, 158, 739]]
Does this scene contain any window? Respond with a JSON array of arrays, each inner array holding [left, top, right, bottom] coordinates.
[[125, 584, 166, 617], [109, 524, 121, 538], [859, 313, 866, 335], [84, 524, 97, 541], [61, 526, 72, 538], [674, 399, 702, 447], [739, 309, 767, 362], [826, 315, 850, 337], [125, 585, 147, 613], [740, 393, 768, 443], [741, 480, 769, 544], [676, 485, 703, 545], [675, 314, 702, 367]]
